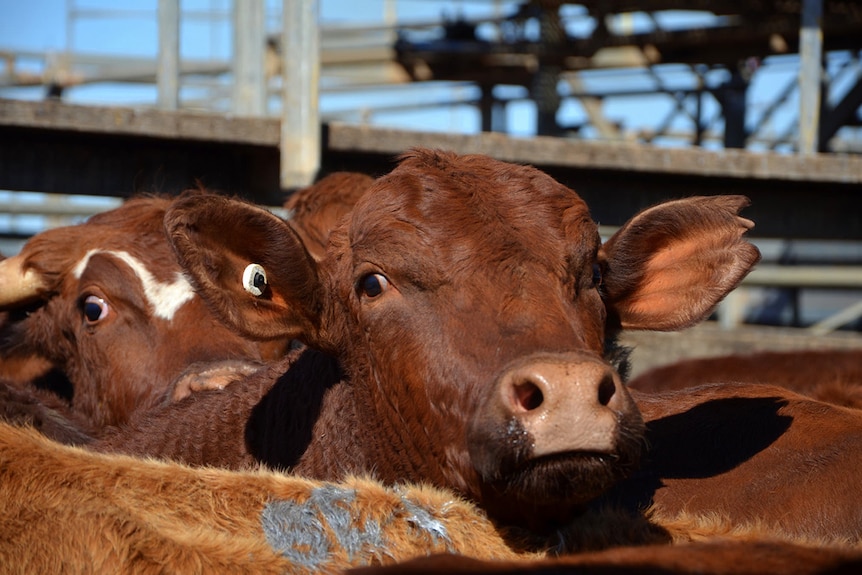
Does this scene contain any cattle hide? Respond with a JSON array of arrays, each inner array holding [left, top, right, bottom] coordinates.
[[285, 171, 374, 260], [0, 422, 524, 573], [628, 349, 862, 409], [348, 542, 862, 575], [4, 422, 860, 574]]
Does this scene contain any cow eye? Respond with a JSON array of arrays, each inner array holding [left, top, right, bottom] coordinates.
[[82, 295, 109, 323], [592, 263, 603, 287], [359, 273, 389, 298]]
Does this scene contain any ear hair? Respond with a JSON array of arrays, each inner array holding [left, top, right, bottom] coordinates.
[[165, 195, 323, 342]]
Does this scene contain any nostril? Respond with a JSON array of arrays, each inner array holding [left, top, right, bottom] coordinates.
[[513, 380, 544, 412], [597, 375, 616, 406]]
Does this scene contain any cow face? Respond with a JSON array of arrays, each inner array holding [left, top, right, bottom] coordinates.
[[166, 149, 759, 528], [0, 196, 286, 429]]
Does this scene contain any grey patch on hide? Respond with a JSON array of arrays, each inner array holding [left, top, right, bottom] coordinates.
[[261, 499, 330, 567], [399, 492, 452, 549], [261, 485, 387, 568]]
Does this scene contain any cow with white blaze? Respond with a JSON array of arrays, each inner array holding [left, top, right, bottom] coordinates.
[[0, 193, 289, 433]]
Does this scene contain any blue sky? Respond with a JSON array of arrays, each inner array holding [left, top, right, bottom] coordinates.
[[1, 1, 520, 131]]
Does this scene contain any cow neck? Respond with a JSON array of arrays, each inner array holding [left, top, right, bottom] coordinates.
[[253, 346, 448, 489], [348, 358, 451, 489]]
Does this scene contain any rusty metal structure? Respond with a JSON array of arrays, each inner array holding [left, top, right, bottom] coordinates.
[[393, 0, 862, 152]]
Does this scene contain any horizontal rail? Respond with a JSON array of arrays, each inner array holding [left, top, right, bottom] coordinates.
[[742, 265, 862, 289]]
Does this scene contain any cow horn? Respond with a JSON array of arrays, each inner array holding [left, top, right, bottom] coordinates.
[[0, 254, 47, 308]]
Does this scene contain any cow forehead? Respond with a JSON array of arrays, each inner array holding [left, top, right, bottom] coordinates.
[[345, 152, 597, 277], [72, 249, 195, 321]]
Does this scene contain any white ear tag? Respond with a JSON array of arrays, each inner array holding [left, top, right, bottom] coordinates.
[[242, 263, 267, 296]]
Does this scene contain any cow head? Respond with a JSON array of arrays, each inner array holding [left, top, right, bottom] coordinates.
[[284, 171, 374, 260], [166, 149, 760, 529], [0, 195, 288, 429]]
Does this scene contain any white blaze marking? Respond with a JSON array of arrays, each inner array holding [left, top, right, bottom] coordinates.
[[73, 249, 196, 321]]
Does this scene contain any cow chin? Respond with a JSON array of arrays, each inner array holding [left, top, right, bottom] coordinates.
[[475, 449, 644, 534], [497, 450, 636, 506], [470, 410, 646, 528]]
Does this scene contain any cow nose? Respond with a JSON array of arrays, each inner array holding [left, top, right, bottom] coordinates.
[[508, 364, 617, 413], [498, 355, 624, 456]]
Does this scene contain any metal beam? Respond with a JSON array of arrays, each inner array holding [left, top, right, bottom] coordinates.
[[819, 74, 862, 150], [280, 0, 320, 190], [563, 73, 622, 140], [157, 0, 180, 111], [809, 300, 862, 335], [233, 0, 267, 116]]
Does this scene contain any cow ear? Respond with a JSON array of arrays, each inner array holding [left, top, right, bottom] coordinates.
[[600, 195, 761, 331], [165, 195, 323, 342]]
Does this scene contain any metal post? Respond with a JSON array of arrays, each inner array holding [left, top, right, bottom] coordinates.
[[234, 0, 266, 116], [720, 66, 748, 149], [281, 0, 320, 189], [480, 85, 507, 133], [798, 0, 823, 155], [157, 0, 180, 110], [532, 6, 563, 137]]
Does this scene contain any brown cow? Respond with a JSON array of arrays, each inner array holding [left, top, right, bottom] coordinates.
[[628, 349, 862, 408], [11, 420, 862, 573], [596, 381, 862, 543], [0, 193, 288, 432], [347, 543, 862, 575], [0, 422, 522, 573], [0, 379, 97, 444], [284, 171, 374, 260], [0, 171, 370, 438], [95, 148, 763, 541]]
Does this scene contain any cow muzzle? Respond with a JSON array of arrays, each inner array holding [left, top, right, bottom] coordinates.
[[468, 352, 640, 482]]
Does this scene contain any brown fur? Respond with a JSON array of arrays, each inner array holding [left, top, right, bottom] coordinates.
[[595, 383, 862, 542], [349, 540, 862, 574], [10, 151, 860, 569], [96, 149, 766, 543], [285, 171, 374, 260], [0, 422, 526, 573], [0, 193, 290, 433], [0, 343, 54, 385], [0, 380, 96, 443], [7, 421, 862, 573], [629, 349, 862, 408]]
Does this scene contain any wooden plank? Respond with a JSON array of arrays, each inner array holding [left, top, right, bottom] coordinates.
[[0, 99, 280, 146], [233, 0, 267, 116], [798, 0, 824, 155], [744, 265, 862, 288], [1, 100, 860, 238], [157, 0, 180, 111], [280, 0, 320, 189], [2, 100, 860, 184], [324, 123, 862, 184]]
